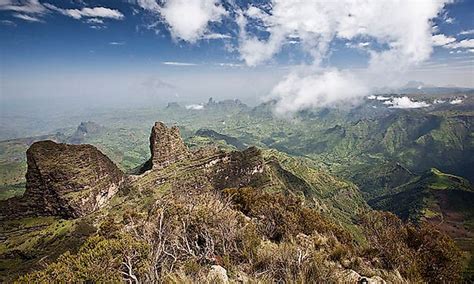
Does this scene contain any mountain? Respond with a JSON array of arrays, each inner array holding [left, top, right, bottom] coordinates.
[[0, 122, 462, 282], [398, 81, 474, 95], [68, 121, 103, 144]]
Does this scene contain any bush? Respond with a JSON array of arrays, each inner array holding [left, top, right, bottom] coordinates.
[[17, 234, 150, 283], [360, 211, 463, 282], [18, 188, 462, 283], [223, 187, 351, 244]]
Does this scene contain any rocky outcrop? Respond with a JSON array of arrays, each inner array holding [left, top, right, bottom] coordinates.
[[203, 147, 266, 190], [149, 122, 190, 169], [69, 121, 103, 144], [1, 141, 124, 219]]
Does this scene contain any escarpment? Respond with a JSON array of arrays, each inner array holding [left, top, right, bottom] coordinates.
[[0, 141, 124, 219], [0, 121, 366, 223]]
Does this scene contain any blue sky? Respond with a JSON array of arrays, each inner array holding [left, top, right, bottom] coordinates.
[[1, 0, 473, 113]]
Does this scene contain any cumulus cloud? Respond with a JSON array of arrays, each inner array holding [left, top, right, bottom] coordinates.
[[139, 0, 227, 43], [383, 97, 430, 108], [44, 4, 124, 20], [445, 39, 474, 49], [270, 70, 369, 114], [234, 0, 451, 113]]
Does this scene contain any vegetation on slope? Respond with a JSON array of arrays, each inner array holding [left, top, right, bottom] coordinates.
[[17, 187, 462, 283]]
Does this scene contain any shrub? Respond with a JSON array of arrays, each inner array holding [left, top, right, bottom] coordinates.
[[360, 211, 463, 282], [223, 187, 351, 244], [17, 234, 150, 283]]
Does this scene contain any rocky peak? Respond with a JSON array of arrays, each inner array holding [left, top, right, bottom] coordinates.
[[12, 140, 124, 218], [77, 121, 102, 134], [69, 121, 102, 144], [150, 122, 190, 169]]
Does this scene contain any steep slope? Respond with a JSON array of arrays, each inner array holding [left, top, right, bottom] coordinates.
[[370, 168, 473, 223], [0, 141, 124, 219], [2, 121, 461, 283], [370, 168, 474, 277]]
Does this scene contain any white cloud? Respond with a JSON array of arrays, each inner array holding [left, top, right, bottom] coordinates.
[[459, 29, 474, 36], [432, 34, 456, 46], [202, 33, 231, 40], [86, 18, 104, 24], [136, 0, 160, 12], [345, 41, 371, 50], [109, 41, 125, 45], [162, 61, 197, 66], [13, 13, 42, 22], [90, 25, 106, 30], [185, 104, 204, 110], [235, 0, 450, 113], [367, 95, 392, 101], [0, 0, 46, 14], [269, 70, 369, 114], [450, 98, 463, 104], [446, 39, 474, 49], [376, 96, 391, 101], [44, 4, 124, 20], [158, 0, 227, 43], [383, 96, 430, 108], [217, 63, 244, 67]]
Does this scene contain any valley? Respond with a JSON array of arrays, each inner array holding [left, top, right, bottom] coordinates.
[[0, 93, 473, 281]]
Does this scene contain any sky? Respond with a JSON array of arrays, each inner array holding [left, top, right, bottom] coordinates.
[[0, 0, 473, 114]]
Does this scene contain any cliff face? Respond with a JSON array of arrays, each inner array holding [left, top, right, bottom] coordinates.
[[6, 141, 124, 219], [202, 146, 266, 190], [149, 122, 190, 169]]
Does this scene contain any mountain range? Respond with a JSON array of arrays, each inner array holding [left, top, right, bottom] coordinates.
[[0, 92, 472, 281]]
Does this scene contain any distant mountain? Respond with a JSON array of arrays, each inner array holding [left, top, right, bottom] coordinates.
[[68, 121, 103, 144], [397, 81, 474, 95]]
